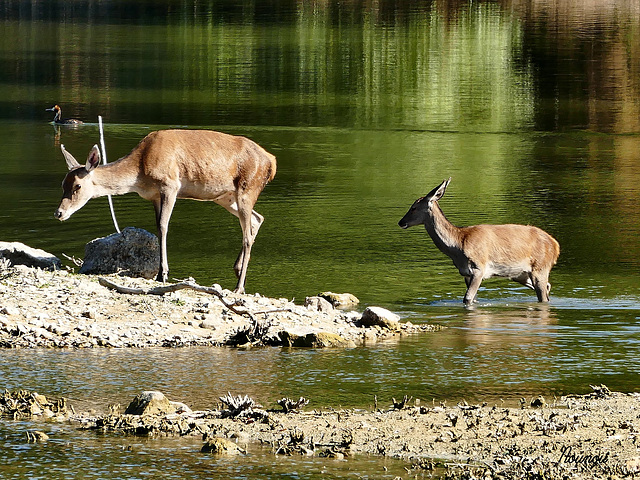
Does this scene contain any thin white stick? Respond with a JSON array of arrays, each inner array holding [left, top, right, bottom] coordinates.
[[98, 115, 121, 233]]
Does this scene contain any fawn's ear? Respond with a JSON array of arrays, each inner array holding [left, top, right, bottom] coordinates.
[[85, 145, 102, 172], [61, 144, 81, 170]]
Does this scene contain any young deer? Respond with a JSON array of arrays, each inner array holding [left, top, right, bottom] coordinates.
[[55, 129, 277, 294], [398, 178, 560, 304]]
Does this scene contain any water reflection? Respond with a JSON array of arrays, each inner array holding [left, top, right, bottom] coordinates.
[[460, 304, 557, 391], [5, 0, 637, 133], [3, 1, 639, 133], [0, 419, 412, 480], [510, 0, 640, 133]]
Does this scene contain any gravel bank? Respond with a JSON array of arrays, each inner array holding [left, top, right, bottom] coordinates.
[[0, 265, 438, 349]]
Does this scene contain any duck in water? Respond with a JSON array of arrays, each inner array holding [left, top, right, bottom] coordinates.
[[46, 105, 83, 125]]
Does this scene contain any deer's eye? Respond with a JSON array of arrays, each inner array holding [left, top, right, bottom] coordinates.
[[73, 184, 82, 193]]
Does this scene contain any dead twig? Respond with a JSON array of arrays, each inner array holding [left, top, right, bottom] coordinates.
[[252, 308, 294, 316], [98, 277, 253, 319], [62, 253, 83, 267], [226, 319, 271, 346]]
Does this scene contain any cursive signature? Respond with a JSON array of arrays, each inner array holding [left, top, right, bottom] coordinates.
[[559, 445, 610, 469]]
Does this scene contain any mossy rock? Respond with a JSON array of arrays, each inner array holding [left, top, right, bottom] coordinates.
[[279, 331, 355, 348], [124, 391, 175, 416], [318, 292, 359, 308], [201, 437, 242, 455]]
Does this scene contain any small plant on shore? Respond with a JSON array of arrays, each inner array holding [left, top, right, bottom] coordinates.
[[275, 427, 314, 456], [0, 257, 11, 280], [226, 320, 271, 346], [277, 397, 309, 413], [392, 394, 413, 410], [219, 392, 262, 417], [1, 389, 68, 419], [0, 257, 10, 270]]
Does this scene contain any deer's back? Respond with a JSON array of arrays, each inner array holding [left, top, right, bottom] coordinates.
[[131, 129, 276, 198], [460, 223, 559, 269]]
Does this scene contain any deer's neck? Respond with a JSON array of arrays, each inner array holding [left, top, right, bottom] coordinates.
[[425, 203, 463, 254], [91, 155, 142, 197]]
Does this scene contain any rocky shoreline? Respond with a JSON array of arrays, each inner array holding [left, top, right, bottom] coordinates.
[[0, 263, 439, 349], [3, 385, 640, 479], [2, 259, 639, 478]]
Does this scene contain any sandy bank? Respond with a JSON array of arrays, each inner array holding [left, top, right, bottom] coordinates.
[[3, 386, 639, 479]]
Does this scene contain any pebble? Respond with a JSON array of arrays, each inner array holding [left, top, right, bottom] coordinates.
[[1, 305, 20, 316]]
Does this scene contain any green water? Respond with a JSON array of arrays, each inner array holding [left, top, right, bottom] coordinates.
[[1, 1, 640, 478]]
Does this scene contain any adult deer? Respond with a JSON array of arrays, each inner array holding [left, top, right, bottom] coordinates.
[[55, 129, 277, 294], [398, 178, 560, 304]]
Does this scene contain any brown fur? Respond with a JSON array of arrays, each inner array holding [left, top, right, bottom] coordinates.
[[55, 129, 277, 293], [460, 224, 560, 270]]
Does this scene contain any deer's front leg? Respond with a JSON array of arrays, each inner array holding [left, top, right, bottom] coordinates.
[[463, 271, 483, 305], [532, 271, 551, 302], [153, 192, 177, 283]]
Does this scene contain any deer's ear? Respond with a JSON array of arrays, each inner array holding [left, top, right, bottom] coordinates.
[[85, 145, 102, 172], [427, 177, 451, 203], [434, 177, 451, 200], [61, 144, 81, 170]]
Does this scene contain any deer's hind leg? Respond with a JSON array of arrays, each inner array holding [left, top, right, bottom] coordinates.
[[511, 272, 535, 290], [214, 192, 264, 281]]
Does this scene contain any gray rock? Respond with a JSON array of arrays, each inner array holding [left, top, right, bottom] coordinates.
[[0, 242, 61, 270], [362, 329, 378, 343], [79, 227, 160, 279], [360, 306, 400, 331], [171, 402, 192, 414], [1, 306, 20, 316], [304, 296, 334, 312], [199, 319, 218, 330]]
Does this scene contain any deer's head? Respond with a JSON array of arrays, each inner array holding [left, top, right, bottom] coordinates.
[[398, 177, 451, 229], [54, 144, 101, 221]]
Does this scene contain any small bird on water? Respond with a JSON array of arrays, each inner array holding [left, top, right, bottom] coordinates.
[[46, 105, 83, 125]]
